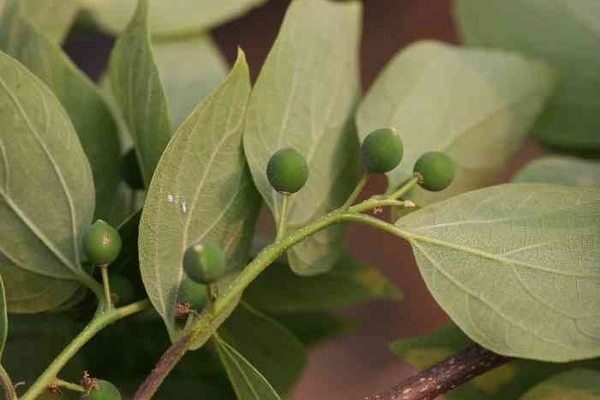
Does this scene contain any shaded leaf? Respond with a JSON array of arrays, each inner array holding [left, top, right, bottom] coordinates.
[[220, 302, 306, 395], [0, 6, 123, 224], [455, 0, 600, 150], [215, 335, 282, 400], [395, 184, 600, 361], [390, 324, 600, 399], [243, 0, 362, 275], [513, 156, 600, 187], [522, 370, 600, 399], [153, 34, 228, 130], [139, 51, 260, 338], [244, 253, 401, 313], [356, 41, 555, 203], [109, 0, 172, 185], [0, 51, 94, 312], [274, 311, 356, 347], [80, 0, 267, 37]]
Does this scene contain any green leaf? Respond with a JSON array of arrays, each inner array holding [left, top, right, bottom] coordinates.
[[214, 335, 282, 400], [109, 0, 172, 186], [0, 6, 123, 224], [0, 0, 79, 43], [273, 311, 356, 347], [139, 51, 260, 338], [513, 156, 600, 187], [394, 184, 600, 362], [356, 41, 555, 203], [455, 0, 600, 151], [522, 370, 600, 399], [0, 51, 95, 312], [390, 324, 600, 399], [0, 275, 6, 359], [243, 0, 362, 275], [153, 34, 228, 131], [220, 302, 307, 395], [244, 253, 401, 313], [80, 0, 267, 37]]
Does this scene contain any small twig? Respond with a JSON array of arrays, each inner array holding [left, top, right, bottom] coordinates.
[[364, 344, 510, 400]]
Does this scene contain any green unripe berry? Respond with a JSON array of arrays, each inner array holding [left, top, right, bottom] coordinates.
[[361, 128, 404, 174], [121, 149, 144, 190], [414, 151, 456, 191], [84, 220, 122, 265], [178, 277, 208, 312], [109, 274, 135, 305], [82, 380, 121, 400], [266, 148, 309, 194], [183, 242, 226, 284]]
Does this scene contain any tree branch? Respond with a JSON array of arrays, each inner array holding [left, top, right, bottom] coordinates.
[[365, 344, 511, 400]]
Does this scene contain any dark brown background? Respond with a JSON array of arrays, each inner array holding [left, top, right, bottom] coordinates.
[[66, 1, 544, 398], [212, 1, 544, 398]]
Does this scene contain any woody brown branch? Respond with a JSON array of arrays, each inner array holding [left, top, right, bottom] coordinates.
[[365, 344, 511, 400]]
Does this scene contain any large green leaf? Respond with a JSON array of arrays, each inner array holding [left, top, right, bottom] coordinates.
[[513, 156, 600, 187], [356, 41, 555, 203], [109, 0, 172, 185], [215, 336, 282, 400], [243, 0, 362, 275], [80, 0, 267, 37], [220, 302, 306, 395], [139, 51, 260, 338], [394, 184, 600, 361], [0, 0, 79, 43], [0, 51, 95, 312], [244, 253, 401, 313], [455, 0, 600, 151], [0, 6, 123, 224], [522, 370, 600, 399], [390, 324, 600, 399], [153, 34, 228, 131]]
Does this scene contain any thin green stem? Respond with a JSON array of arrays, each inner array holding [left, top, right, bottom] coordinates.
[[0, 365, 17, 400], [53, 379, 85, 393], [389, 176, 420, 200], [20, 300, 150, 400], [341, 173, 368, 209], [100, 265, 113, 310], [78, 272, 105, 308], [275, 193, 290, 242]]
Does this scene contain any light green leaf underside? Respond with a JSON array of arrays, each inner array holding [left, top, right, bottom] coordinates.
[[513, 156, 600, 187], [0, 7, 122, 224], [139, 51, 260, 338], [395, 184, 600, 361], [522, 370, 600, 399], [109, 0, 172, 186], [153, 34, 228, 131], [243, 0, 362, 275], [356, 40, 554, 203], [455, 0, 600, 150], [80, 0, 267, 37], [244, 253, 401, 313], [1, 0, 79, 43], [0, 274, 6, 358], [220, 302, 307, 395], [215, 336, 282, 400], [0, 51, 94, 312], [390, 324, 600, 399]]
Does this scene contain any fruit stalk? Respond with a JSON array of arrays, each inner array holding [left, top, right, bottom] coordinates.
[[100, 265, 113, 310], [0, 365, 17, 400]]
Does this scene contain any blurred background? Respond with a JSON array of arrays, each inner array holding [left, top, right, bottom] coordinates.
[[62, 1, 545, 398]]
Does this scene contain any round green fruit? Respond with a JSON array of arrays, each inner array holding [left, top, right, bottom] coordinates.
[[84, 220, 122, 265], [361, 128, 404, 174], [266, 148, 309, 194], [121, 149, 144, 190], [178, 277, 208, 312], [82, 380, 121, 400], [183, 242, 226, 284], [414, 151, 456, 191], [109, 274, 135, 305]]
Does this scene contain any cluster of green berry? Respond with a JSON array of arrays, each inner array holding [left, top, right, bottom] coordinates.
[[265, 127, 456, 194]]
